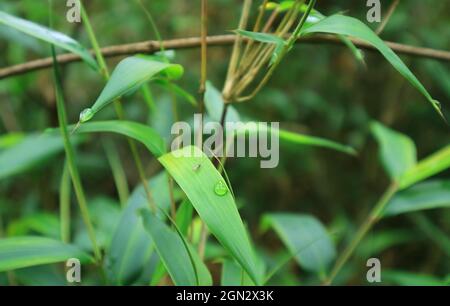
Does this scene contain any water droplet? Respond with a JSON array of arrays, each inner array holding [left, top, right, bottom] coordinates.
[[214, 180, 228, 196], [79, 108, 94, 123]]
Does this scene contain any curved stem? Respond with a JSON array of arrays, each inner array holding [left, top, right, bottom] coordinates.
[[324, 182, 399, 285]]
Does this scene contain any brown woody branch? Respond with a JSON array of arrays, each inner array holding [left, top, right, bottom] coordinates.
[[1, 34, 449, 80]]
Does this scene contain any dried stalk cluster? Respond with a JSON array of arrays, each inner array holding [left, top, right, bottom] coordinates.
[[222, 0, 316, 103]]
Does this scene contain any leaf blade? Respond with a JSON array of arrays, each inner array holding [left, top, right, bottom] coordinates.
[[301, 15, 443, 118], [158, 146, 260, 284], [0, 11, 97, 69], [0, 236, 94, 272]]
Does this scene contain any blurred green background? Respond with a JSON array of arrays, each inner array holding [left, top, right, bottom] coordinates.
[[0, 0, 449, 285]]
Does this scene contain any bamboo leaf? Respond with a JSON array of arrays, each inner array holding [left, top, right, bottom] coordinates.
[[158, 146, 261, 284], [399, 145, 450, 189], [371, 121, 417, 182], [0, 236, 94, 272], [0, 11, 97, 69], [236, 29, 285, 45], [154, 79, 197, 107], [234, 122, 357, 155], [175, 199, 194, 236], [301, 15, 443, 118], [221, 258, 254, 286], [384, 180, 450, 216], [383, 270, 445, 286], [76, 121, 166, 157], [105, 172, 171, 285], [262, 213, 336, 274], [0, 133, 81, 180], [7, 213, 60, 239], [79, 56, 184, 122], [140, 209, 212, 286]]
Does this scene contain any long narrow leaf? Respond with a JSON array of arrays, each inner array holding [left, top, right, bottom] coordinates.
[[384, 180, 450, 216], [76, 121, 166, 157], [140, 209, 212, 286], [0, 133, 81, 180], [371, 121, 417, 181], [262, 213, 336, 274], [79, 56, 183, 122], [158, 146, 260, 284], [301, 15, 443, 118], [0, 236, 94, 272], [0, 11, 97, 69], [399, 145, 450, 189]]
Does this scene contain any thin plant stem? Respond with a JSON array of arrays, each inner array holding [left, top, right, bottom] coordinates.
[[136, 0, 179, 217], [103, 139, 130, 208], [376, 0, 401, 35], [51, 47, 101, 261], [60, 161, 71, 243], [80, 1, 157, 213], [237, 0, 316, 102], [324, 182, 399, 285], [223, 0, 253, 102]]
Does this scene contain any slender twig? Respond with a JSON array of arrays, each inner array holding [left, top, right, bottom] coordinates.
[[237, 0, 317, 102], [1, 34, 450, 80], [376, 0, 401, 35], [324, 183, 399, 285], [222, 0, 253, 102]]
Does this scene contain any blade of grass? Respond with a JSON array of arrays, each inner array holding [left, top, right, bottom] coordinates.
[[59, 161, 71, 243], [51, 45, 101, 261], [102, 139, 129, 207], [0, 237, 94, 272]]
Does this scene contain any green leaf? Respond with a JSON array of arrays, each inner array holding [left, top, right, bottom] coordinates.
[[73, 197, 121, 252], [154, 79, 197, 107], [7, 213, 60, 239], [0, 133, 24, 150], [399, 145, 450, 189], [236, 29, 285, 45], [301, 15, 443, 118], [105, 172, 171, 285], [76, 120, 166, 157], [234, 122, 357, 155], [0, 11, 97, 69], [384, 180, 450, 217], [383, 270, 445, 286], [140, 209, 212, 286], [371, 121, 417, 181], [0, 133, 81, 180], [80, 56, 183, 122], [409, 213, 450, 258], [0, 236, 94, 272], [175, 199, 194, 236], [14, 265, 67, 286], [221, 258, 254, 286], [158, 146, 260, 284], [262, 213, 336, 274]]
